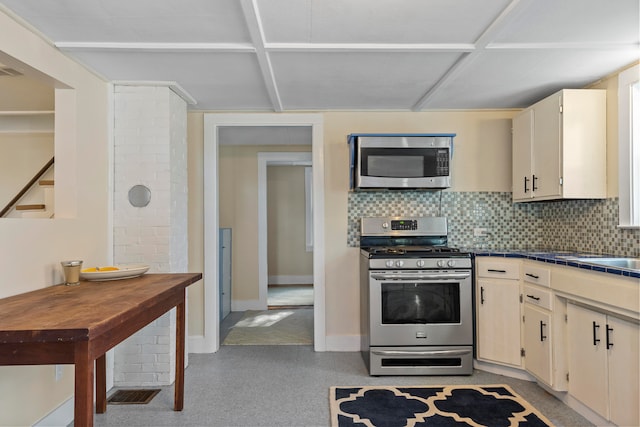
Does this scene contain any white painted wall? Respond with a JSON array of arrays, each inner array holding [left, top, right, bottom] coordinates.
[[0, 9, 111, 427]]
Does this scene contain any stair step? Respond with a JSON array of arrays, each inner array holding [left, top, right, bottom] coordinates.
[[39, 179, 54, 186], [16, 204, 46, 211]]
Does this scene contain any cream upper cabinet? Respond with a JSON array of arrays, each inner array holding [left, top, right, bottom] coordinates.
[[475, 258, 522, 367], [512, 89, 606, 202]]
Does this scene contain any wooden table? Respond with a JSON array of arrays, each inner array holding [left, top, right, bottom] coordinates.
[[0, 273, 202, 426]]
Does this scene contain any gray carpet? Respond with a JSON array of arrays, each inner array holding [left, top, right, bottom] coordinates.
[[91, 346, 593, 427], [222, 308, 313, 345]]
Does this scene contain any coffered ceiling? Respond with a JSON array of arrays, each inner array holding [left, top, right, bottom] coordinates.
[[0, 0, 638, 111]]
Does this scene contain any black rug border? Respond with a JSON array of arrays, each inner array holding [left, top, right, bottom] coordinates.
[[329, 384, 555, 427]]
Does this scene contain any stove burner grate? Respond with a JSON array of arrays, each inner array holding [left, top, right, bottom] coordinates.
[[367, 246, 462, 256]]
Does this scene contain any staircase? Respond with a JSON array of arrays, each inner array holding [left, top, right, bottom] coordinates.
[[15, 178, 55, 218], [0, 158, 55, 218]]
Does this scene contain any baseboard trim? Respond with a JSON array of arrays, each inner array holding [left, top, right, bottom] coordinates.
[[231, 299, 263, 311], [473, 359, 534, 381], [325, 335, 360, 352], [268, 275, 313, 285], [188, 334, 206, 354], [33, 396, 74, 427]]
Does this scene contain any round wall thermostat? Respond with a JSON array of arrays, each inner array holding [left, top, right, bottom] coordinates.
[[128, 185, 151, 207]]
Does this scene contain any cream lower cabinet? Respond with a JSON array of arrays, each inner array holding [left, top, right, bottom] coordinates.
[[476, 258, 522, 367], [523, 304, 552, 384], [567, 302, 640, 426], [521, 263, 567, 391]]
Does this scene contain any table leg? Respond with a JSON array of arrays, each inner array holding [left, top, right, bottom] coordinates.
[[174, 294, 185, 411], [74, 341, 94, 426], [96, 353, 107, 413]]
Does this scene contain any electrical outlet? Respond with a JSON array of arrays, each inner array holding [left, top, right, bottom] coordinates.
[[473, 228, 488, 237], [55, 365, 63, 381]]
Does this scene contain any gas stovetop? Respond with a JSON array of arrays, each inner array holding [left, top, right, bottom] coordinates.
[[364, 246, 464, 258], [359, 216, 471, 268]]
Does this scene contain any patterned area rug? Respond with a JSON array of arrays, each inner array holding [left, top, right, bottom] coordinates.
[[222, 308, 313, 345], [330, 384, 554, 427]]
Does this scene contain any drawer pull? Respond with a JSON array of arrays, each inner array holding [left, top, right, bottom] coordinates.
[[606, 325, 614, 349], [540, 321, 547, 342], [526, 294, 540, 301], [487, 269, 506, 273], [526, 273, 540, 279], [592, 321, 601, 346]]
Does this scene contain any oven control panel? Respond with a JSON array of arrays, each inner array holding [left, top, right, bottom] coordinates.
[[389, 220, 417, 231], [361, 216, 447, 236]]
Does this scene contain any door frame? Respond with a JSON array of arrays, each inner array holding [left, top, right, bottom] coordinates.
[[202, 113, 325, 352], [257, 152, 312, 309]]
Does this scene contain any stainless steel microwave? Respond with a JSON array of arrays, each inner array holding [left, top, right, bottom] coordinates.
[[348, 134, 455, 190]]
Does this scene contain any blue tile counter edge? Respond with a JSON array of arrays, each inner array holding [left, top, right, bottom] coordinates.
[[472, 251, 640, 279]]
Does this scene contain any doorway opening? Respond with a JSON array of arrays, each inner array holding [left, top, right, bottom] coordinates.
[[220, 152, 314, 346], [203, 113, 325, 353]]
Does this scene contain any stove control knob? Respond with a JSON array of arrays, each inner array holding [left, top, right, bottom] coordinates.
[[382, 222, 389, 229], [447, 260, 456, 267], [385, 260, 394, 268], [416, 260, 425, 268], [437, 260, 446, 268], [395, 260, 404, 267]]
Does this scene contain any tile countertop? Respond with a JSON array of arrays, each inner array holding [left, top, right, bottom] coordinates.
[[472, 250, 640, 279]]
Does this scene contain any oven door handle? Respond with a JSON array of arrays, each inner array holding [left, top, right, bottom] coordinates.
[[370, 273, 471, 281], [371, 349, 472, 357]]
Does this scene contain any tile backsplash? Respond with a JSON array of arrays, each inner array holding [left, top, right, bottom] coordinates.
[[348, 191, 639, 257]]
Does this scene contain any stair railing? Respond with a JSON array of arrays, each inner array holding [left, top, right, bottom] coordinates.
[[0, 157, 54, 218]]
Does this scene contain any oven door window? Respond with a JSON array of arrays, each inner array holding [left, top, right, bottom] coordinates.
[[381, 282, 460, 324]]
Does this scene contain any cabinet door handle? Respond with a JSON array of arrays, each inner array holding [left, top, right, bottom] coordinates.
[[524, 176, 529, 193], [532, 174, 538, 191], [592, 321, 601, 346], [526, 294, 540, 301], [480, 286, 485, 305], [526, 273, 540, 279], [606, 324, 614, 349], [487, 269, 506, 273], [540, 321, 547, 342]]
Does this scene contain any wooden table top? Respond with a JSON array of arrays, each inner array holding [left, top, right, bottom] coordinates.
[[0, 273, 202, 344]]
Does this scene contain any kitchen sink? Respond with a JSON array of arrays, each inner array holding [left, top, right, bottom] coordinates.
[[573, 257, 640, 270]]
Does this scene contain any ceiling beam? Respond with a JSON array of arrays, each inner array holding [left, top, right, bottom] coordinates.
[[266, 43, 475, 53], [240, 0, 283, 112], [55, 42, 255, 53], [412, 0, 535, 111]]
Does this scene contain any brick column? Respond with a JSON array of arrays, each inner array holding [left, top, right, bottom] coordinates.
[[112, 85, 187, 386]]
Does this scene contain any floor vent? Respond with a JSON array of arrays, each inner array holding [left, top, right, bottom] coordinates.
[[107, 389, 160, 405]]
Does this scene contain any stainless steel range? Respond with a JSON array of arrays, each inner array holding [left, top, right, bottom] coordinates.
[[359, 216, 473, 376]]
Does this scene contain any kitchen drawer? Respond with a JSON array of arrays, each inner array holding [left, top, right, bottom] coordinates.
[[523, 264, 551, 287], [523, 285, 553, 310], [476, 259, 520, 280]]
